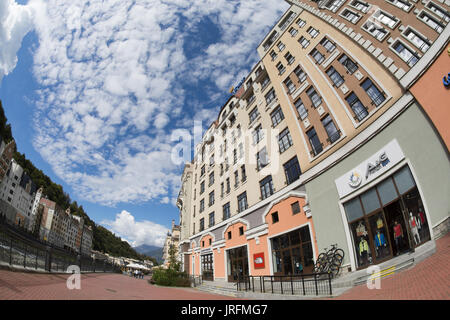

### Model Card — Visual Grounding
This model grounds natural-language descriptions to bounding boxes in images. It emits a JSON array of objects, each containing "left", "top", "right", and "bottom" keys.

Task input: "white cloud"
[
  {"left": 0, "top": 0, "right": 35, "bottom": 82},
  {"left": 101, "top": 210, "right": 168, "bottom": 247},
  {"left": 26, "top": 0, "right": 289, "bottom": 206}
]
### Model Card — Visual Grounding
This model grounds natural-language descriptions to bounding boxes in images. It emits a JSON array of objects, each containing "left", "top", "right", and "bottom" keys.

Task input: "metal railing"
[
  {"left": 0, "top": 217, "right": 119, "bottom": 273},
  {"left": 236, "top": 273, "right": 333, "bottom": 296}
]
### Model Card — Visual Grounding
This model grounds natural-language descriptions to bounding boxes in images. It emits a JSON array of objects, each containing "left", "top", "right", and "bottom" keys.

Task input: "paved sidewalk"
[
  {"left": 0, "top": 271, "right": 240, "bottom": 300},
  {"left": 332, "top": 232, "right": 450, "bottom": 300}
]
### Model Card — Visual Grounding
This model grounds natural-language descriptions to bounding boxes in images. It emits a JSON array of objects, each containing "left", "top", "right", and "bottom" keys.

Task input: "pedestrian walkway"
[{"left": 0, "top": 271, "right": 240, "bottom": 300}]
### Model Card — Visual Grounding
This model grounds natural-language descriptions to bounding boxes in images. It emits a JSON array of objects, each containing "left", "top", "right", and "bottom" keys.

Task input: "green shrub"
[{"left": 151, "top": 269, "right": 190, "bottom": 287}]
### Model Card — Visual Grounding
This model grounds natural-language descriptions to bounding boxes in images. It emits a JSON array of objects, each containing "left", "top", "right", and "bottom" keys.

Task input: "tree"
[{"left": 168, "top": 244, "right": 180, "bottom": 272}]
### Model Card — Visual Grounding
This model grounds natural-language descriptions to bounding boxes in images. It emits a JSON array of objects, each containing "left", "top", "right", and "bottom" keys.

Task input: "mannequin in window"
[
  {"left": 409, "top": 212, "right": 420, "bottom": 245},
  {"left": 359, "top": 237, "right": 369, "bottom": 265},
  {"left": 393, "top": 220, "right": 403, "bottom": 256},
  {"left": 295, "top": 262, "right": 303, "bottom": 274},
  {"left": 374, "top": 230, "right": 387, "bottom": 257}
]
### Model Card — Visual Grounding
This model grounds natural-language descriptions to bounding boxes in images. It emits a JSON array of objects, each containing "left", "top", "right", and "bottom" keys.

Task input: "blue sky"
[{"left": 0, "top": 0, "right": 289, "bottom": 248}]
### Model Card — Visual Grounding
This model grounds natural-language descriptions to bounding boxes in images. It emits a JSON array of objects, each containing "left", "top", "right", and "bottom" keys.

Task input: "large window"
[
  {"left": 403, "top": 28, "right": 430, "bottom": 52},
  {"left": 265, "top": 88, "right": 277, "bottom": 105},
  {"left": 361, "top": 78, "right": 385, "bottom": 106},
  {"left": 362, "top": 21, "right": 388, "bottom": 41},
  {"left": 306, "top": 87, "right": 322, "bottom": 108},
  {"left": 392, "top": 41, "right": 419, "bottom": 67},
  {"left": 298, "top": 36, "right": 310, "bottom": 48},
  {"left": 326, "top": 66, "right": 344, "bottom": 87},
  {"left": 271, "top": 106, "right": 284, "bottom": 127},
  {"left": 284, "top": 156, "right": 301, "bottom": 185},
  {"left": 200, "top": 199, "right": 205, "bottom": 213},
  {"left": 320, "top": 37, "right": 336, "bottom": 52},
  {"left": 339, "top": 54, "right": 358, "bottom": 74},
  {"left": 223, "top": 202, "right": 231, "bottom": 220},
  {"left": 346, "top": 92, "right": 368, "bottom": 121},
  {"left": 259, "top": 175, "right": 274, "bottom": 200},
  {"left": 295, "top": 98, "right": 308, "bottom": 120},
  {"left": 271, "top": 225, "right": 314, "bottom": 275},
  {"left": 237, "top": 192, "right": 248, "bottom": 213},
  {"left": 200, "top": 218, "right": 205, "bottom": 231},
  {"left": 249, "top": 107, "right": 260, "bottom": 124},
  {"left": 322, "top": 115, "right": 340, "bottom": 144},
  {"left": 311, "top": 48, "right": 325, "bottom": 64},
  {"left": 307, "top": 26, "right": 319, "bottom": 38},
  {"left": 284, "top": 78, "right": 296, "bottom": 94},
  {"left": 208, "top": 191, "right": 215, "bottom": 206},
  {"left": 208, "top": 212, "right": 215, "bottom": 228},
  {"left": 278, "top": 128, "right": 293, "bottom": 153},
  {"left": 419, "top": 11, "right": 444, "bottom": 33},
  {"left": 294, "top": 66, "right": 307, "bottom": 83},
  {"left": 256, "top": 147, "right": 269, "bottom": 171},
  {"left": 373, "top": 9, "right": 399, "bottom": 29},
  {"left": 253, "top": 125, "right": 264, "bottom": 145},
  {"left": 307, "top": 127, "right": 323, "bottom": 156}
]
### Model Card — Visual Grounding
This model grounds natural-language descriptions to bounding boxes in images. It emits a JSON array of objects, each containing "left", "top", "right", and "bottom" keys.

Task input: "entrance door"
[
  {"left": 227, "top": 246, "right": 249, "bottom": 282},
  {"left": 201, "top": 253, "right": 214, "bottom": 281}
]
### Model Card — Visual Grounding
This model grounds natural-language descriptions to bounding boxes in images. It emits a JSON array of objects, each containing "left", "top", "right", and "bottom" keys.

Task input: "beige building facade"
[{"left": 178, "top": 0, "right": 449, "bottom": 282}]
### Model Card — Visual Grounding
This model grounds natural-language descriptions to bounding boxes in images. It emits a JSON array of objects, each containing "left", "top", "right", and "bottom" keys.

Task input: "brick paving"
[
  {"left": 332, "top": 232, "right": 450, "bottom": 300},
  {"left": 0, "top": 271, "right": 240, "bottom": 300}
]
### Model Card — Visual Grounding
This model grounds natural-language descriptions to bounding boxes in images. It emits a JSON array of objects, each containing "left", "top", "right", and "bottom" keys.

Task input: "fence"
[
  {"left": 236, "top": 273, "right": 333, "bottom": 296},
  {"left": 0, "top": 219, "right": 118, "bottom": 273}
]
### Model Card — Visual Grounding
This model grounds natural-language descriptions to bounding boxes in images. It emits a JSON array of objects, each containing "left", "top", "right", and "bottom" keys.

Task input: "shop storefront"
[
  {"left": 270, "top": 225, "right": 314, "bottom": 275},
  {"left": 201, "top": 252, "right": 214, "bottom": 281},
  {"left": 226, "top": 245, "right": 249, "bottom": 282},
  {"left": 336, "top": 139, "right": 432, "bottom": 269}
]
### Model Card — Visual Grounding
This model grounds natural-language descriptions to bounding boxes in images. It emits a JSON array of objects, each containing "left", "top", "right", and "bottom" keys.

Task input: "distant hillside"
[
  {"left": 0, "top": 99, "right": 155, "bottom": 264},
  {"left": 134, "top": 244, "right": 163, "bottom": 264}
]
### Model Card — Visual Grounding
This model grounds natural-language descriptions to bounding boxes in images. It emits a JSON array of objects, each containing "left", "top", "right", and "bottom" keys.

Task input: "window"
[
  {"left": 362, "top": 21, "right": 388, "bottom": 41},
  {"left": 311, "top": 48, "right": 325, "bottom": 64},
  {"left": 209, "top": 238, "right": 212, "bottom": 245},
  {"left": 284, "top": 156, "right": 301, "bottom": 184},
  {"left": 373, "top": 9, "right": 398, "bottom": 29},
  {"left": 386, "top": 0, "right": 412, "bottom": 12},
  {"left": 284, "top": 78, "right": 296, "bottom": 94},
  {"left": 350, "top": 0, "right": 370, "bottom": 13},
  {"left": 221, "top": 182, "right": 224, "bottom": 197},
  {"left": 200, "top": 199, "right": 205, "bottom": 213},
  {"left": 307, "top": 127, "right": 323, "bottom": 156},
  {"left": 194, "top": 189, "right": 196, "bottom": 200},
  {"left": 277, "top": 41, "right": 286, "bottom": 51},
  {"left": 271, "top": 212, "right": 279, "bottom": 224},
  {"left": 209, "top": 172, "right": 214, "bottom": 186},
  {"left": 226, "top": 178, "right": 230, "bottom": 193},
  {"left": 276, "top": 62, "right": 286, "bottom": 75},
  {"left": 227, "top": 231, "right": 232, "bottom": 240},
  {"left": 260, "top": 175, "right": 274, "bottom": 200},
  {"left": 339, "top": 54, "right": 358, "bottom": 74},
  {"left": 284, "top": 52, "right": 295, "bottom": 65},
  {"left": 270, "top": 50, "right": 278, "bottom": 61},
  {"left": 295, "top": 98, "right": 308, "bottom": 120},
  {"left": 291, "top": 201, "right": 301, "bottom": 215},
  {"left": 271, "top": 106, "right": 285, "bottom": 127},
  {"left": 239, "top": 226, "right": 244, "bottom": 236},
  {"left": 278, "top": 128, "right": 293, "bottom": 153},
  {"left": 320, "top": 37, "right": 336, "bottom": 52},
  {"left": 237, "top": 192, "right": 248, "bottom": 213},
  {"left": 323, "top": 0, "right": 345, "bottom": 12},
  {"left": 200, "top": 218, "right": 204, "bottom": 231},
  {"left": 253, "top": 125, "right": 264, "bottom": 144},
  {"left": 233, "top": 148, "right": 237, "bottom": 164},
  {"left": 403, "top": 28, "right": 430, "bottom": 52},
  {"left": 261, "top": 76, "right": 270, "bottom": 90},
  {"left": 289, "top": 27, "right": 298, "bottom": 37},
  {"left": 220, "top": 164, "right": 224, "bottom": 176},
  {"left": 392, "top": 41, "right": 419, "bottom": 67},
  {"left": 256, "top": 147, "right": 269, "bottom": 170},
  {"left": 294, "top": 66, "right": 307, "bottom": 83},
  {"left": 239, "top": 143, "right": 244, "bottom": 159},
  {"left": 234, "top": 170, "right": 239, "bottom": 187},
  {"left": 263, "top": 31, "right": 279, "bottom": 51},
  {"left": 426, "top": 2, "right": 450, "bottom": 23},
  {"left": 249, "top": 107, "right": 260, "bottom": 124},
  {"left": 322, "top": 114, "right": 340, "bottom": 143},
  {"left": 265, "top": 88, "right": 277, "bottom": 105},
  {"left": 361, "top": 78, "right": 385, "bottom": 106},
  {"left": 209, "top": 191, "right": 215, "bottom": 206},
  {"left": 241, "top": 165, "right": 247, "bottom": 182},
  {"left": 307, "top": 26, "right": 319, "bottom": 38},
  {"left": 209, "top": 154, "right": 214, "bottom": 166},
  {"left": 223, "top": 202, "right": 231, "bottom": 220},
  {"left": 326, "top": 66, "right": 344, "bottom": 87},
  {"left": 296, "top": 18, "right": 306, "bottom": 27},
  {"left": 200, "top": 181, "right": 205, "bottom": 194},
  {"left": 201, "top": 165, "right": 205, "bottom": 176},
  {"left": 298, "top": 36, "right": 310, "bottom": 48},
  {"left": 306, "top": 87, "right": 322, "bottom": 108},
  {"left": 346, "top": 92, "right": 368, "bottom": 121},
  {"left": 419, "top": 11, "right": 444, "bottom": 33},
  {"left": 209, "top": 212, "right": 215, "bottom": 227},
  {"left": 340, "top": 9, "right": 360, "bottom": 23}
]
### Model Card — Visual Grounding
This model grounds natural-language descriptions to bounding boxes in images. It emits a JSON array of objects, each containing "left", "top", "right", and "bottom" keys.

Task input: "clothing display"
[
  {"left": 356, "top": 222, "right": 368, "bottom": 237},
  {"left": 418, "top": 210, "right": 426, "bottom": 225},
  {"left": 409, "top": 213, "right": 420, "bottom": 245},
  {"left": 374, "top": 232, "right": 386, "bottom": 248},
  {"left": 376, "top": 217, "right": 384, "bottom": 229},
  {"left": 359, "top": 238, "right": 369, "bottom": 256},
  {"left": 393, "top": 223, "right": 403, "bottom": 239}
]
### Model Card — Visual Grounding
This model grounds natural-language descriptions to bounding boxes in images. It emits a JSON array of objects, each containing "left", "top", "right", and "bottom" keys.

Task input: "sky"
[{"left": 0, "top": 0, "right": 289, "bottom": 248}]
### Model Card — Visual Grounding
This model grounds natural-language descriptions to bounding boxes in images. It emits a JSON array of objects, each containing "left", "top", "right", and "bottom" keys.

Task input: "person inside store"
[{"left": 393, "top": 220, "right": 404, "bottom": 256}]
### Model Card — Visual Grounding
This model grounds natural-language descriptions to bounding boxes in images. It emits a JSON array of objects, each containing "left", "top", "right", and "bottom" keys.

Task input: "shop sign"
[
  {"left": 335, "top": 139, "right": 405, "bottom": 198},
  {"left": 253, "top": 252, "right": 265, "bottom": 269}
]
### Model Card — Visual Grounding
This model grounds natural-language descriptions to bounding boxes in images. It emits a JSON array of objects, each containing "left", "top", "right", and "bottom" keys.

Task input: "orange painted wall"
[
  {"left": 410, "top": 47, "right": 450, "bottom": 152},
  {"left": 248, "top": 234, "right": 270, "bottom": 276},
  {"left": 213, "top": 248, "right": 225, "bottom": 279}
]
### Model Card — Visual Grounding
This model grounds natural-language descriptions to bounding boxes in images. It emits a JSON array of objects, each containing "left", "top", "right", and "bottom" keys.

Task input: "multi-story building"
[
  {"left": 179, "top": 0, "right": 449, "bottom": 282},
  {"left": 0, "top": 139, "right": 15, "bottom": 183},
  {"left": 177, "top": 163, "right": 194, "bottom": 272},
  {"left": 162, "top": 220, "right": 181, "bottom": 268},
  {"left": 0, "top": 159, "right": 37, "bottom": 230},
  {"left": 81, "top": 224, "right": 93, "bottom": 256}
]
